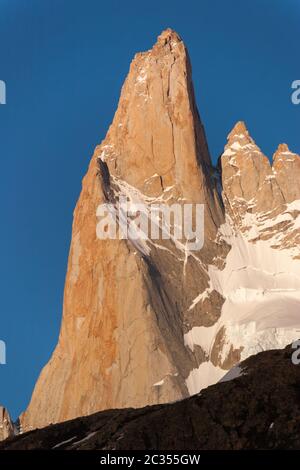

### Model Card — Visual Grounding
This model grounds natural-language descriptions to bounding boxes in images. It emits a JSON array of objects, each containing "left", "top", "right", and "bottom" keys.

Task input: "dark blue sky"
[{"left": 0, "top": 0, "right": 299, "bottom": 419}]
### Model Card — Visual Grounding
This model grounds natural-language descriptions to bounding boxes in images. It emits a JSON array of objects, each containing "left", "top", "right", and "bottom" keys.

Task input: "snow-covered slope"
[{"left": 184, "top": 122, "right": 300, "bottom": 394}]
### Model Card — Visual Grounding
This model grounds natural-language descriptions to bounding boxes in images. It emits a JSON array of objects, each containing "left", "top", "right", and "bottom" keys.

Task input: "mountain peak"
[
  {"left": 227, "top": 121, "right": 250, "bottom": 142},
  {"left": 17, "top": 30, "right": 300, "bottom": 439},
  {"left": 273, "top": 143, "right": 296, "bottom": 160},
  {"left": 100, "top": 26, "right": 214, "bottom": 199},
  {"left": 156, "top": 28, "right": 182, "bottom": 45},
  {"left": 151, "top": 28, "right": 185, "bottom": 59},
  {"left": 277, "top": 143, "right": 290, "bottom": 152},
  {"left": 19, "top": 30, "right": 227, "bottom": 433}
]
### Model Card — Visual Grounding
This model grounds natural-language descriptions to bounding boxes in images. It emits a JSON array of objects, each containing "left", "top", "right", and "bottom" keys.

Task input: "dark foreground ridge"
[{"left": 1, "top": 343, "right": 300, "bottom": 450}]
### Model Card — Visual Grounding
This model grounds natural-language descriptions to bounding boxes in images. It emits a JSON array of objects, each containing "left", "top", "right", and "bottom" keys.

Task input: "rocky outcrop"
[
  {"left": 15, "top": 30, "right": 300, "bottom": 435},
  {"left": 202, "top": 121, "right": 300, "bottom": 372},
  {"left": 222, "top": 121, "right": 284, "bottom": 216},
  {"left": 20, "top": 29, "right": 228, "bottom": 432},
  {"left": 0, "top": 406, "right": 13, "bottom": 441},
  {"left": 3, "top": 343, "right": 300, "bottom": 450},
  {"left": 273, "top": 143, "right": 300, "bottom": 204},
  {"left": 221, "top": 121, "right": 300, "bottom": 256}
]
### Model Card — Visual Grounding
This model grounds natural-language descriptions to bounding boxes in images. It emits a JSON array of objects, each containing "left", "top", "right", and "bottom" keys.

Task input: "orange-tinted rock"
[
  {"left": 18, "top": 33, "right": 300, "bottom": 436},
  {"left": 20, "top": 29, "right": 227, "bottom": 432}
]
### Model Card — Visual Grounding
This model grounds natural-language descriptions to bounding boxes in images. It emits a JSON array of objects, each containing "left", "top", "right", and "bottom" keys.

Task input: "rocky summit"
[{"left": 3, "top": 28, "right": 297, "bottom": 436}]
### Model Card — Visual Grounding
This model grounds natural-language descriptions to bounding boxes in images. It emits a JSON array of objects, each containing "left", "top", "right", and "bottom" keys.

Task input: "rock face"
[
  {"left": 0, "top": 406, "right": 13, "bottom": 441},
  {"left": 221, "top": 121, "right": 300, "bottom": 255},
  {"left": 198, "top": 121, "right": 300, "bottom": 375},
  {"left": 18, "top": 29, "right": 300, "bottom": 433},
  {"left": 20, "top": 29, "right": 228, "bottom": 432},
  {"left": 3, "top": 343, "right": 300, "bottom": 450}
]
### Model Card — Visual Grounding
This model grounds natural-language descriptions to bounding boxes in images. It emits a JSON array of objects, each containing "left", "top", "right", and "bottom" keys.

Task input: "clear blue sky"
[{"left": 0, "top": 0, "right": 299, "bottom": 419}]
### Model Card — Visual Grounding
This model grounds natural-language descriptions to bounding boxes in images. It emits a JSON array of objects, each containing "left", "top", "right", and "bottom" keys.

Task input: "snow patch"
[
  {"left": 185, "top": 211, "right": 300, "bottom": 393},
  {"left": 186, "top": 362, "right": 225, "bottom": 395}
]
